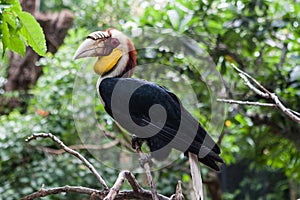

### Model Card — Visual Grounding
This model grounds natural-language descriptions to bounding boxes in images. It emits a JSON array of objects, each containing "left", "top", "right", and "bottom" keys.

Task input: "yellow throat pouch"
[{"left": 94, "top": 48, "right": 122, "bottom": 75}]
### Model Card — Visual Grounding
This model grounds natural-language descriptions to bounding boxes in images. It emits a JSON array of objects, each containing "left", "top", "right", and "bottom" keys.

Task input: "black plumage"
[{"left": 99, "top": 77, "right": 223, "bottom": 171}]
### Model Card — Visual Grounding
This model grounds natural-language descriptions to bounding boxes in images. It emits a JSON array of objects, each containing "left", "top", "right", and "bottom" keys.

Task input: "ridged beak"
[
  {"left": 73, "top": 38, "right": 99, "bottom": 60},
  {"left": 73, "top": 31, "right": 113, "bottom": 60}
]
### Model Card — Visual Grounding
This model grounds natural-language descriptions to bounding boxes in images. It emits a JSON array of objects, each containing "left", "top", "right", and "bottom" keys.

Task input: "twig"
[
  {"left": 104, "top": 170, "right": 144, "bottom": 200},
  {"left": 224, "top": 64, "right": 300, "bottom": 124},
  {"left": 30, "top": 140, "right": 120, "bottom": 155},
  {"left": 97, "top": 123, "right": 133, "bottom": 150},
  {"left": 269, "top": 93, "right": 300, "bottom": 124},
  {"left": 216, "top": 99, "right": 276, "bottom": 107},
  {"left": 26, "top": 133, "right": 109, "bottom": 190},
  {"left": 23, "top": 134, "right": 178, "bottom": 200},
  {"left": 238, "top": 73, "right": 270, "bottom": 98},
  {"left": 288, "top": 109, "right": 300, "bottom": 117},
  {"left": 188, "top": 152, "right": 203, "bottom": 200},
  {"left": 170, "top": 181, "right": 184, "bottom": 200},
  {"left": 136, "top": 148, "right": 159, "bottom": 200},
  {"left": 278, "top": 43, "right": 288, "bottom": 69},
  {"left": 103, "top": 169, "right": 169, "bottom": 200},
  {"left": 21, "top": 185, "right": 103, "bottom": 200},
  {"left": 21, "top": 185, "right": 105, "bottom": 200},
  {"left": 231, "top": 64, "right": 271, "bottom": 96},
  {"left": 131, "top": 137, "right": 159, "bottom": 200}
]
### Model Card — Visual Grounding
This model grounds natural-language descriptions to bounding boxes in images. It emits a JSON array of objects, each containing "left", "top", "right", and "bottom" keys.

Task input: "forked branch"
[
  {"left": 24, "top": 133, "right": 179, "bottom": 200},
  {"left": 26, "top": 133, "right": 109, "bottom": 190},
  {"left": 217, "top": 64, "right": 300, "bottom": 124}
]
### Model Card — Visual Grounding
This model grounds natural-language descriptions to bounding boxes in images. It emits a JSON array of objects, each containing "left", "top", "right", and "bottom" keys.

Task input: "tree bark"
[
  {"left": 5, "top": 0, "right": 74, "bottom": 91},
  {"left": 1, "top": 0, "right": 73, "bottom": 114}
]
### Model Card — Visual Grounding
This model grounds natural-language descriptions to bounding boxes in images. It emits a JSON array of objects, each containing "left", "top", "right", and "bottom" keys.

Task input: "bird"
[{"left": 73, "top": 28, "right": 224, "bottom": 171}]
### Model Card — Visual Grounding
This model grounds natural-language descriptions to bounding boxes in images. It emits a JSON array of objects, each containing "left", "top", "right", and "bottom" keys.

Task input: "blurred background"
[{"left": 0, "top": 0, "right": 300, "bottom": 199}]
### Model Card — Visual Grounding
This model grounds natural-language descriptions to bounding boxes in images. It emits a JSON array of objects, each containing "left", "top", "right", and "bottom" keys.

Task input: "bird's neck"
[{"left": 101, "top": 38, "right": 136, "bottom": 79}]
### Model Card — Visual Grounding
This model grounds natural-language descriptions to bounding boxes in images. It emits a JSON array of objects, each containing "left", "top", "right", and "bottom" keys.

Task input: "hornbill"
[{"left": 73, "top": 28, "right": 224, "bottom": 171}]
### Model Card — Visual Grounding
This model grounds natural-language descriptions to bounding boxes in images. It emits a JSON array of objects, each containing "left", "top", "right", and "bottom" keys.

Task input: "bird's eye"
[{"left": 111, "top": 38, "right": 120, "bottom": 47}]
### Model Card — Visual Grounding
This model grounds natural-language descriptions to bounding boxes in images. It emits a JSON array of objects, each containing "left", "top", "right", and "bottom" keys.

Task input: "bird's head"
[{"left": 73, "top": 28, "right": 136, "bottom": 77}]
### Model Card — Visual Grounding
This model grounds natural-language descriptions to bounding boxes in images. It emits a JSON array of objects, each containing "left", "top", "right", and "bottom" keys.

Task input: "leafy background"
[{"left": 0, "top": 0, "right": 300, "bottom": 199}]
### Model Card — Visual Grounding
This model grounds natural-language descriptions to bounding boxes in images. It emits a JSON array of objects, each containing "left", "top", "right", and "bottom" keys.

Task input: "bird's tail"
[{"left": 198, "top": 148, "right": 224, "bottom": 171}]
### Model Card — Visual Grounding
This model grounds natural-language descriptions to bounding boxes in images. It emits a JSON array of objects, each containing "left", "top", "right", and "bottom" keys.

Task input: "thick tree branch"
[{"left": 26, "top": 133, "right": 109, "bottom": 190}]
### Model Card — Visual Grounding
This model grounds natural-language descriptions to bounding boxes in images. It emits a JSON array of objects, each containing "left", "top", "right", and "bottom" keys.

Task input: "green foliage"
[
  {"left": 0, "top": 0, "right": 46, "bottom": 56},
  {"left": 0, "top": 28, "right": 117, "bottom": 199}
]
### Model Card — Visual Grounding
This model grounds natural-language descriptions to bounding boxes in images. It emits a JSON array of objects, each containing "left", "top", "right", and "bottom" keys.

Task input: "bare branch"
[
  {"left": 188, "top": 152, "right": 203, "bottom": 200},
  {"left": 221, "top": 64, "right": 300, "bottom": 124},
  {"left": 21, "top": 184, "right": 170, "bottom": 200},
  {"left": 131, "top": 137, "right": 159, "bottom": 200},
  {"left": 97, "top": 123, "right": 133, "bottom": 151},
  {"left": 269, "top": 93, "right": 300, "bottom": 124},
  {"left": 278, "top": 43, "right": 288, "bottom": 69},
  {"left": 103, "top": 169, "right": 171, "bottom": 199},
  {"left": 26, "top": 133, "right": 109, "bottom": 190},
  {"left": 136, "top": 148, "right": 159, "bottom": 200},
  {"left": 123, "top": 171, "right": 144, "bottom": 193},
  {"left": 217, "top": 99, "right": 276, "bottom": 107},
  {"left": 238, "top": 73, "right": 270, "bottom": 98},
  {"left": 24, "top": 133, "right": 182, "bottom": 200},
  {"left": 231, "top": 64, "right": 271, "bottom": 96},
  {"left": 104, "top": 170, "right": 145, "bottom": 200},
  {"left": 21, "top": 185, "right": 105, "bottom": 200},
  {"left": 288, "top": 109, "right": 300, "bottom": 117},
  {"left": 30, "top": 140, "right": 120, "bottom": 155},
  {"left": 170, "top": 181, "right": 184, "bottom": 200}
]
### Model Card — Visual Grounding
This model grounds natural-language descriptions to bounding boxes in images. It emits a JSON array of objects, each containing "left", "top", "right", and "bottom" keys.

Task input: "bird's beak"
[
  {"left": 73, "top": 38, "right": 99, "bottom": 60},
  {"left": 73, "top": 36, "right": 113, "bottom": 60}
]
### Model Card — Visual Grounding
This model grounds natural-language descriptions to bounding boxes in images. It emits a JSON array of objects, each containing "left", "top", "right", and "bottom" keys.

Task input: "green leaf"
[
  {"left": 3, "top": 11, "right": 18, "bottom": 29},
  {"left": 1, "top": 19, "right": 10, "bottom": 54},
  {"left": 2, "top": 15, "right": 26, "bottom": 56},
  {"left": 6, "top": 0, "right": 22, "bottom": 13},
  {"left": 18, "top": 11, "right": 46, "bottom": 56},
  {"left": 9, "top": 32, "right": 26, "bottom": 56}
]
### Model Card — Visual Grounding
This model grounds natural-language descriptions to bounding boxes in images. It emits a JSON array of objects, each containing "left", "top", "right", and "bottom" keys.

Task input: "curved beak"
[
  {"left": 73, "top": 38, "right": 99, "bottom": 60},
  {"left": 73, "top": 36, "right": 113, "bottom": 60}
]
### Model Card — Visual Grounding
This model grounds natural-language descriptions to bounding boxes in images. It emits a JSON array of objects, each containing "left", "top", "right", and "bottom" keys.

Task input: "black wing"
[{"left": 99, "top": 77, "right": 223, "bottom": 171}]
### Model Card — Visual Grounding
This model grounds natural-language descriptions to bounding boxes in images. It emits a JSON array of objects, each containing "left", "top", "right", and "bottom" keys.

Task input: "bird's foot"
[
  {"left": 131, "top": 135, "right": 153, "bottom": 167},
  {"left": 131, "top": 134, "right": 144, "bottom": 150}
]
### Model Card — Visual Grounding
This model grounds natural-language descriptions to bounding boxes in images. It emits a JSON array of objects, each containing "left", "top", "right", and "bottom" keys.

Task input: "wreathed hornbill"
[{"left": 73, "top": 28, "right": 223, "bottom": 171}]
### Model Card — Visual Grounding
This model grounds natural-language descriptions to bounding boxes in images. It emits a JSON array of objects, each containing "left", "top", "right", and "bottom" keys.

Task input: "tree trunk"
[
  {"left": 1, "top": 0, "right": 73, "bottom": 113},
  {"left": 5, "top": 0, "right": 74, "bottom": 91}
]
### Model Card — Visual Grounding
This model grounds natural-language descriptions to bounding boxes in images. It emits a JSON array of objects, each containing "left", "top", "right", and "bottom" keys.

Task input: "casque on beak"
[{"left": 73, "top": 31, "right": 116, "bottom": 60}]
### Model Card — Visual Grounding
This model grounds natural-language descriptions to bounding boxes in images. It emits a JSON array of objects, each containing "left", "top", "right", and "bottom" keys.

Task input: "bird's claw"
[{"left": 131, "top": 135, "right": 144, "bottom": 150}]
